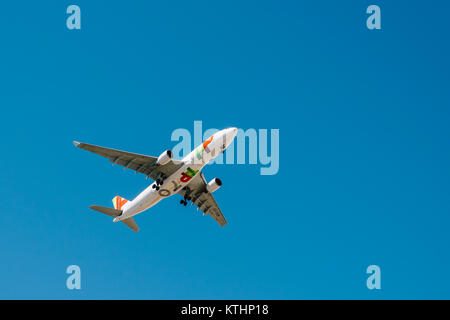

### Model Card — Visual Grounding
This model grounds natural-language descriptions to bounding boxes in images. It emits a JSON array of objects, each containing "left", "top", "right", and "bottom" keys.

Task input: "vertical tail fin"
[
  {"left": 112, "top": 196, "right": 128, "bottom": 210},
  {"left": 90, "top": 196, "right": 138, "bottom": 232},
  {"left": 112, "top": 196, "right": 139, "bottom": 232}
]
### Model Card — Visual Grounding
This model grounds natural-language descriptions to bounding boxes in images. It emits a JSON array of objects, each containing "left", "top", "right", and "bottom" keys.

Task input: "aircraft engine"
[
  {"left": 156, "top": 150, "right": 173, "bottom": 166},
  {"left": 206, "top": 178, "right": 222, "bottom": 193}
]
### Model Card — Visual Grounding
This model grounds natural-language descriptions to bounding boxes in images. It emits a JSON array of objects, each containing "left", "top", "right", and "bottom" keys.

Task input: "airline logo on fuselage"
[
  {"left": 157, "top": 136, "right": 213, "bottom": 198},
  {"left": 180, "top": 167, "right": 198, "bottom": 183}
]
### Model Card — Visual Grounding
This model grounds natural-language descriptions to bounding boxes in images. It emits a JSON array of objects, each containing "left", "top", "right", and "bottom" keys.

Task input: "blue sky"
[{"left": 1, "top": 1, "right": 450, "bottom": 299}]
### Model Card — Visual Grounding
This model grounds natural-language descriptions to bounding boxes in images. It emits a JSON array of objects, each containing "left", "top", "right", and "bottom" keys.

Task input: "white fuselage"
[{"left": 113, "top": 127, "right": 237, "bottom": 222}]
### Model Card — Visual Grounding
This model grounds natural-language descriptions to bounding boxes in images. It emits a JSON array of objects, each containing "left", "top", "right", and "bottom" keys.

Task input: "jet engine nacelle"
[
  {"left": 206, "top": 178, "right": 222, "bottom": 193},
  {"left": 156, "top": 150, "right": 173, "bottom": 166}
]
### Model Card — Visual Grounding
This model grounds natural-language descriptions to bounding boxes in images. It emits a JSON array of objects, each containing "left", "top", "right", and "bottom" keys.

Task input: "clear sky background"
[{"left": 1, "top": 1, "right": 449, "bottom": 299}]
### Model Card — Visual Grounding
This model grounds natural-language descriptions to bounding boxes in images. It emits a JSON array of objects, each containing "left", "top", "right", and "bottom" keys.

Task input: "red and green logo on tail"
[{"left": 112, "top": 196, "right": 128, "bottom": 210}]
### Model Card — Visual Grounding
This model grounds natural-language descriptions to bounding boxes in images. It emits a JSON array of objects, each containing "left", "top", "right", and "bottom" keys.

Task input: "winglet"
[{"left": 73, "top": 141, "right": 81, "bottom": 147}]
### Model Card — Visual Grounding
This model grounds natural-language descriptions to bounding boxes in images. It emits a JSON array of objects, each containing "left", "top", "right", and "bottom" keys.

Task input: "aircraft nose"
[
  {"left": 228, "top": 127, "right": 238, "bottom": 138},
  {"left": 224, "top": 127, "right": 238, "bottom": 146}
]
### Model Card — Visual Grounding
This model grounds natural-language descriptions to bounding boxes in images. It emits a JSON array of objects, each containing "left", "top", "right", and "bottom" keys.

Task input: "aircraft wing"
[
  {"left": 178, "top": 172, "right": 228, "bottom": 227},
  {"left": 73, "top": 141, "right": 184, "bottom": 181}
]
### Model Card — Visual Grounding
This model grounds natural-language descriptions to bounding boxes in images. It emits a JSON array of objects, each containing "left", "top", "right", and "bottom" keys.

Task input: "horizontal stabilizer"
[
  {"left": 89, "top": 205, "right": 122, "bottom": 217},
  {"left": 121, "top": 217, "right": 139, "bottom": 232},
  {"left": 89, "top": 205, "right": 139, "bottom": 232}
]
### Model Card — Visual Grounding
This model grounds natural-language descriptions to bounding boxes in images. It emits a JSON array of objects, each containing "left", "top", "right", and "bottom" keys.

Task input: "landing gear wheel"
[
  {"left": 152, "top": 184, "right": 156, "bottom": 189},
  {"left": 156, "top": 175, "right": 165, "bottom": 186}
]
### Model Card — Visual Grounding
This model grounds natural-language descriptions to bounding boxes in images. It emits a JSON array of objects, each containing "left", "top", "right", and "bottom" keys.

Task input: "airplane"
[{"left": 73, "top": 127, "right": 238, "bottom": 232}]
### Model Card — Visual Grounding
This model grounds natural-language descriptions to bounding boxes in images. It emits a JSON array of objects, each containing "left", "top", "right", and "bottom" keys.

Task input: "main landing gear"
[
  {"left": 180, "top": 196, "right": 191, "bottom": 206},
  {"left": 180, "top": 187, "right": 192, "bottom": 206},
  {"left": 151, "top": 176, "right": 165, "bottom": 191}
]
